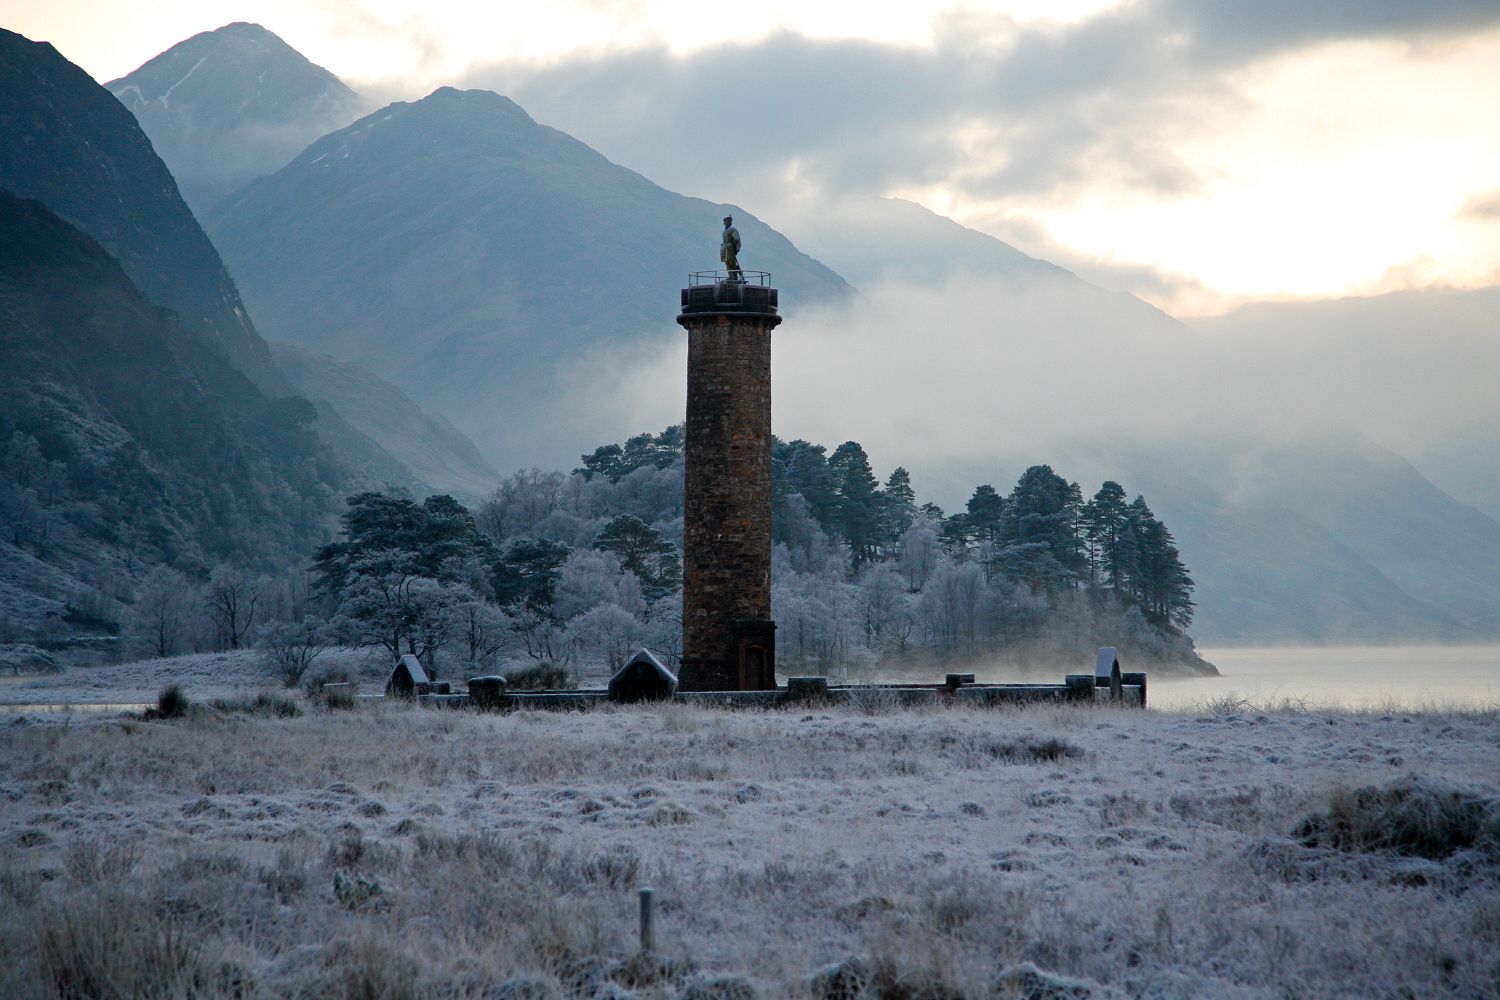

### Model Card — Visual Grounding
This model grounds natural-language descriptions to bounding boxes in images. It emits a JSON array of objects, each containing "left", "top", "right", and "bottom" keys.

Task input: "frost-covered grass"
[
  {"left": 0, "top": 647, "right": 388, "bottom": 708},
  {"left": 0, "top": 698, "right": 1496, "bottom": 997}
]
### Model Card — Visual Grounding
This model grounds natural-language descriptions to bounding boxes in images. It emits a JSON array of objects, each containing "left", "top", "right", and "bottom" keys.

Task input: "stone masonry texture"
[{"left": 678, "top": 312, "right": 778, "bottom": 691}]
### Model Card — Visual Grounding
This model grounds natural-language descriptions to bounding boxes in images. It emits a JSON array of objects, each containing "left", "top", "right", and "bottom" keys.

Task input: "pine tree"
[
  {"left": 772, "top": 439, "right": 838, "bottom": 529},
  {"left": 592, "top": 514, "right": 682, "bottom": 601},
  {"left": 964, "top": 484, "right": 1006, "bottom": 544},
  {"left": 576, "top": 425, "right": 683, "bottom": 481},
  {"left": 828, "top": 441, "right": 882, "bottom": 570},
  {"left": 1118, "top": 495, "right": 1195, "bottom": 630},
  {"left": 879, "top": 467, "right": 918, "bottom": 547},
  {"left": 994, "top": 465, "right": 1085, "bottom": 593},
  {"left": 1085, "top": 481, "right": 1130, "bottom": 591},
  {"left": 490, "top": 538, "right": 572, "bottom": 612},
  {"left": 314, "top": 492, "right": 493, "bottom": 597}
]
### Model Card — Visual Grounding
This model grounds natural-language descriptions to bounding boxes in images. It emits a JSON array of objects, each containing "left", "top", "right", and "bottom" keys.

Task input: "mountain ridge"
[
  {"left": 205, "top": 85, "right": 854, "bottom": 467},
  {"left": 106, "top": 22, "right": 369, "bottom": 213},
  {"left": 0, "top": 26, "right": 285, "bottom": 390}
]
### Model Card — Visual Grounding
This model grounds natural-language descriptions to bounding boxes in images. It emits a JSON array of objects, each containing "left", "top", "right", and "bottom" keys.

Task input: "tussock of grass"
[
  {"left": 1295, "top": 775, "right": 1500, "bottom": 860},
  {"left": 150, "top": 683, "right": 190, "bottom": 719},
  {"left": 314, "top": 936, "right": 418, "bottom": 999},
  {"left": 33, "top": 892, "right": 217, "bottom": 999},
  {"left": 506, "top": 660, "right": 577, "bottom": 691},
  {"left": 321, "top": 684, "right": 359, "bottom": 712},
  {"left": 987, "top": 736, "right": 1084, "bottom": 764},
  {"left": 209, "top": 691, "right": 302, "bottom": 718}
]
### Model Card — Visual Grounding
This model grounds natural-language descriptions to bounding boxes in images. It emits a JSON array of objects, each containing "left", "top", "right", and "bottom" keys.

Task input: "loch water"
[{"left": 1150, "top": 645, "right": 1500, "bottom": 711}]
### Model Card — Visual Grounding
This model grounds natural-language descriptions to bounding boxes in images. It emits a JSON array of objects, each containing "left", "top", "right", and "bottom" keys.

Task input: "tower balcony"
[{"left": 680, "top": 270, "right": 778, "bottom": 316}]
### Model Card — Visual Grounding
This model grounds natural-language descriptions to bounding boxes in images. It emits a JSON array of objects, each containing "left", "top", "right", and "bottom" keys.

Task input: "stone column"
[{"left": 676, "top": 278, "right": 781, "bottom": 691}]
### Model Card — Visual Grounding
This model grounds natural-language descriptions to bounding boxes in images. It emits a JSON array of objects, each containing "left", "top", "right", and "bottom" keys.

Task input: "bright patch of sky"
[
  {"left": 6, "top": 0, "right": 1120, "bottom": 82},
  {"left": 962, "top": 33, "right": 1500, "bottom": 311}
]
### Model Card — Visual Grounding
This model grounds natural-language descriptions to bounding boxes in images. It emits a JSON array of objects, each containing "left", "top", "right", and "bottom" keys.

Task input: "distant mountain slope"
[
  {"left": 775, "top": 195, "right": 1070, "bottom": 288},
  {"left": 768, "top": 195, "right": 1187, "bottom": 341},
  {"left": 107, "top": 22, "right": 369, "bottom": 213},
  {"left": 0, "top": 27, "right": 282, "bottom": 390},
  {"left": 205, "top": 87, "right": 854, "bottom": 466},
  {"left": 0, "top": 192, "right": 345, "bottom": 638},
  {"left": 271, "top": 342, "right": 499, "bottom": 502},
  {"left": 1107, "top": 436, "right": 1500, "bottom": 642},
  {"left": 1189, "top": 286, "right": 1500, "bottom": 515}
]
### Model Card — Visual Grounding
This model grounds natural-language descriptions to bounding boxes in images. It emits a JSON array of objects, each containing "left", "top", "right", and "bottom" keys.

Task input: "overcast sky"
[{"left": 7, "top": 0, "right": 1498, "bottom": 313}]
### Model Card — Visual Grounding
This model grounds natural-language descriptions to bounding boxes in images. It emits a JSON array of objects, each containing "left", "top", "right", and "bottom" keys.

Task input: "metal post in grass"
[{"left": 639, "top": 887, "right": 656, "bottom": 953}]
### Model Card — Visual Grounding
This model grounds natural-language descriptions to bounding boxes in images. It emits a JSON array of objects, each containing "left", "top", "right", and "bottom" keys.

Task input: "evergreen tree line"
[
  {"left": 262, "top": 426, "right": 1202, "bottom": 684},
  {"left": 771, "top": 439, "right": 1194, "bottom": 631}
]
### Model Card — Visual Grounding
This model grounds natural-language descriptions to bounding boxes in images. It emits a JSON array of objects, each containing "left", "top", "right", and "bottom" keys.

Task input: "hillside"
[
  {"left": 1101, "top": 436, "right": 1500, "bottom": 642},
  {"left": 0, "top": 27, "right": 282, "bottom": 390},
  {"left": 772, "top": 194, "right": 1071, "bottom": 288},
  {"left": 0, "top": 192, "right": 345, "bottom": 642},
  {"left": 271, "top": 342, "right": 499, "bottom": 502},
  {"left": 106, "top": 22, "right": 369, "bottom": 213},
  {"left": 1189, "top": 286, "right": 1500, "bottom": 515},
  {"left": 205, "top": 87, "right": 854, "bottom": 467}
]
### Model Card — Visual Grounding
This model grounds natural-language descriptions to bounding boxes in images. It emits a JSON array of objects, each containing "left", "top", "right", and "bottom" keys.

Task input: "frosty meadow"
[{"left": 2, "top": 667, "right": 1498, "bottom": 997}]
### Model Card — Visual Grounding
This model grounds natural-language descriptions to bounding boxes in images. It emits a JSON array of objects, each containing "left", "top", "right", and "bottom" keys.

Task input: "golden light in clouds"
[{"left": 944, "top": 30, "right": 1500, "bottom": 313}]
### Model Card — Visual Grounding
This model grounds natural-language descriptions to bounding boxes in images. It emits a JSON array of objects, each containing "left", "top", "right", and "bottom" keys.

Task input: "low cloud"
[
  {"left": 552, "top": 275, "right": 1500, "bottom": 508},
  {"left": 1458, "top": 188, "right": 1500, "bottom": 220}
]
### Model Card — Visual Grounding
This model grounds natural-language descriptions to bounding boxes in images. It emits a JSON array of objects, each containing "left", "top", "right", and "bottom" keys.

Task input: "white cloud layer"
[{"left": 554, "top": 276, "right": 1500, "bottom": 508}]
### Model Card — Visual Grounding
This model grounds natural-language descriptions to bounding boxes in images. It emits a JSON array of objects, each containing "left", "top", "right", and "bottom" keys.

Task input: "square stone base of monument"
[
  {"left": 675, "top": 657, "right": 731, "bottom": 693},
  {"left": 678, "top": 619, "right": 778, "bottom": 692}
]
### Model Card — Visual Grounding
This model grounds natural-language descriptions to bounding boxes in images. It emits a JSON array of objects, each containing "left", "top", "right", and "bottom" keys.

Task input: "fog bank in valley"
[{"left": 558, "top": 276, "right": 1500, "bottom": 510}]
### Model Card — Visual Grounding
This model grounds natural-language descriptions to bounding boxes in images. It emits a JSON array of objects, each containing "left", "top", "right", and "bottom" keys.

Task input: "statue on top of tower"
[{"left": 720, "top": 215, "right": 742, "bottom": 281}]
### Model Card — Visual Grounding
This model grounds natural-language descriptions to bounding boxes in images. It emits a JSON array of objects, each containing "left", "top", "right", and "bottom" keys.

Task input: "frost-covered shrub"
[
  {"left": 506, "top": 660, "right": 576, "bottom": 691},
  {"left": 1295, "top": 776, "right": 1500, "bottom": 860},
  {"left": 153, "top": 684, "right": 191, "bottom": 719},
  {"left": 254, "top": 616, "right": 333, "bottom": 688}
]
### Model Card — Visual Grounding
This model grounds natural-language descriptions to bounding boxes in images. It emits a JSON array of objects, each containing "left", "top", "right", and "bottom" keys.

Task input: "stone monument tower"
[{"left": 675, "top": 258, "right": 780, "bottom": 691}]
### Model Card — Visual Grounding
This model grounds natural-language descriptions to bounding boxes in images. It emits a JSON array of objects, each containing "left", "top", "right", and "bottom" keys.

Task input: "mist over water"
[{"left": 1149, "top": 645, "right": 1500, "bottom": 711}]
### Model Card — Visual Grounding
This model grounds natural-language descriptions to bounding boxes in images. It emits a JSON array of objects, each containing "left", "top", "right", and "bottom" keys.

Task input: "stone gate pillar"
[{"left": 676, "top": 272, "right": 781, "bottom": 691}]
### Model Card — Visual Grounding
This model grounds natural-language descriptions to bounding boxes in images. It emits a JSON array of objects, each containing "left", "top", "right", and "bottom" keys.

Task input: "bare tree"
[
  {"left": 127, "top": 566, "right": 199, "bottom": 658},
  {"left": 898, "top": 517, "right": 942, "bottom": 592},
  {"left": 455, "top": 599, "right": 512, "bottom": 668},
  {"left": 565, "top": 602, "right": 646, "bottom": 672},
  {"left": 860, "top": 563, "right": 914, "bottom": 655},
  {"left": 207, "top": 565, "right": 262, "bottom": 650},
  {"left": 254, "top": 616, "right": 334, "bottom": 687},
  {"left": 476, "top": 468, "right": 566, "bottom": 539}
]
